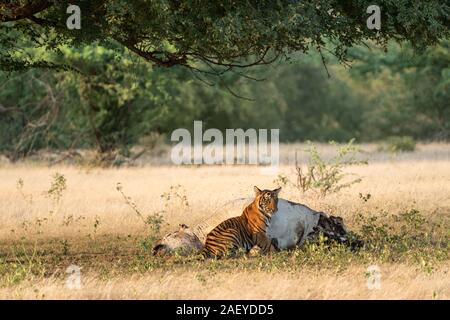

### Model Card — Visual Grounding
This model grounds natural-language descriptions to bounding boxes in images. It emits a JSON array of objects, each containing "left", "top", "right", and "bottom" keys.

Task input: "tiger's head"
[{"left": 253, "top": 186, "right": 281, "bottom": 215}]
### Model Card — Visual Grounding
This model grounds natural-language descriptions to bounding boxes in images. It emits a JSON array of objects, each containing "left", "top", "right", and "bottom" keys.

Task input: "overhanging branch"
[
  {"left": 0, "top": 0, "right": 51, "bottom": 22},
  {"left": 115, "top": 37, "right": 188, "bottom": 68}
]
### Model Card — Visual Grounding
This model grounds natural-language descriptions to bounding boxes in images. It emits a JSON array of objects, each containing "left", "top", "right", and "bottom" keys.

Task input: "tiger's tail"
[{"left": 200, "top": 244, "right": 218, "bottom": 259}]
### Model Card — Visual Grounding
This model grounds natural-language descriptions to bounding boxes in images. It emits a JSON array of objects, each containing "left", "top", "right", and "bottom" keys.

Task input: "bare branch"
[
  {"left": 193, "top": 46, "right": 275, "bottom": 69},
  {"left": 317, "top": 46, "right": 331, "bottom": 78},
  {"left": 221, "top": 82, "right": 255, "bottom": 101}
]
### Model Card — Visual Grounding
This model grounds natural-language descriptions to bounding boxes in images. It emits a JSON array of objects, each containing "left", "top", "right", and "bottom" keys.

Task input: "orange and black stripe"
[{"left": 202, "top": 186, "right": 281, "bottom": 259}]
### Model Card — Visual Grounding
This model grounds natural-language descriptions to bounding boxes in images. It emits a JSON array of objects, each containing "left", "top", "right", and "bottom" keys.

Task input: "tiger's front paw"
[{"left": 248, "top": 245, "right": 262, "bottom": 258}]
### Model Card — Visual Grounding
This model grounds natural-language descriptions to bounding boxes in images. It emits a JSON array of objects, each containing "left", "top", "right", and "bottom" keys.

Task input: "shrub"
[
  {"left": 116, "top": 182, "right": 164, "bottom": 251},
  {"left": 379, "top": 136, "right": 416, "bottom": 153},
  {"left": 46, "top": 173, "right": 67, "bottom": 204},
  {"left": 275, "top": 139, "right": 367, "bottom": 196}
]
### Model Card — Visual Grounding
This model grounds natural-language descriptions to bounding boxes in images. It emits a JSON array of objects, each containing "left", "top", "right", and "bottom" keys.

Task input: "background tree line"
[
  {"left": 1, "top": 0, "right": 448, "bottom": 162},
  {"left": 0, "top": 39, "right": 449, "bottom": 161}
]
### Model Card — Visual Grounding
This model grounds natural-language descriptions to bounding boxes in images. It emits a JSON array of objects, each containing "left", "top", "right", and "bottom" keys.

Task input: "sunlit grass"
[{"left": 0, "top": 143, "right": 449, "bottom": 299}]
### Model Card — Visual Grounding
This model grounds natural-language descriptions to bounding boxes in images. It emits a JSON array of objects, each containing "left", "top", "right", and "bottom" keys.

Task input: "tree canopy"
[
  {"left": 1, "top": 0, "right": 449, "bottom": 73},
  {"left": 0, "top": 1, "right": 449, "bottom": 163}
]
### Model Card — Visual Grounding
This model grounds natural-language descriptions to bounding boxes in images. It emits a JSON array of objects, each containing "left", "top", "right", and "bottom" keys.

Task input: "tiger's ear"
[
  {"left": 273, "top": 187, "right": 282, "bottom": 196},
  {"left": 254, "top": 186, "right": 262, "bottom": 196}
]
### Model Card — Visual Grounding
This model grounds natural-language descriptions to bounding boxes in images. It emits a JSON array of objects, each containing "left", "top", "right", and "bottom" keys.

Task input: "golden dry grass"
[
  {"left": 0, "top": 143, "right": 449, "bottom": 299},
  {"left": 1, "top": 264, "right": 449, "bottom": 299}
]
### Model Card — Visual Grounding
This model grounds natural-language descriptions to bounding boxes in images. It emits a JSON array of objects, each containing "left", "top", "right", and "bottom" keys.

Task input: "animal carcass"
[
  {"left": 153, "top": 198, "right": 363, "bottom": 256},
  {"left": 267, "top": 199, "right": 363, "bottom": 250},
  {"left": 152, "top": 224, "right": 203, "bottom": 256}
]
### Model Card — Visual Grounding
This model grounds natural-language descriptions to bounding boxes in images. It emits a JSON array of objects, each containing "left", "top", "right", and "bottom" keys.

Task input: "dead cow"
[{"left": 267, "top": 199, "right": 363, "bottom": 250}]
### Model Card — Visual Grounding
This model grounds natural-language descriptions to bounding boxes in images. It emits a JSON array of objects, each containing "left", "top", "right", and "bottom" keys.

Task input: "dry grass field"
[{"left": 0, "top": 143, "right": 449, "bottom": 299}]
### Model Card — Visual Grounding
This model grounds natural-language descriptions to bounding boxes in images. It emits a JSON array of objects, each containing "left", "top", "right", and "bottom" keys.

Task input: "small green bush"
[
  {"left": 379, "top": 136, "right": 416, "bottom": 153},
  {"left": 46, "top": 173, "right": 67, "bottom": 204},
  {"left": 275, "top": 139, "right": 367, "bottom": 197}
]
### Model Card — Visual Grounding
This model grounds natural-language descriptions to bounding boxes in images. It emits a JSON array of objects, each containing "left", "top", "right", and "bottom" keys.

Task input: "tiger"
[{"left": 201, "top": 186, "right": 281, "bottom": 259}]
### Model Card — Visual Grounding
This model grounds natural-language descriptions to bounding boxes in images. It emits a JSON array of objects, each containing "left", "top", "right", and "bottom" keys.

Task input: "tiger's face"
[{"left": 254, "top": 186, "right": 281, "bottom": 215}]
